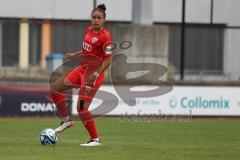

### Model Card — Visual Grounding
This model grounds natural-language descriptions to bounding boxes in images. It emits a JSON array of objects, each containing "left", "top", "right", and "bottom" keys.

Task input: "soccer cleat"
[
  {"left": 80, "top": 139, "right": 102, "bottom": 147},
  {"left": 54, "top": 120, "right": 74, "bottom": 134}
]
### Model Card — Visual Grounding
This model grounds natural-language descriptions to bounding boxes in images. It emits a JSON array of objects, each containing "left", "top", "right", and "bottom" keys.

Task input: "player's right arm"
[
  {"left": 65, "top": 50, "right": 83, "bottom": 61},
  {"left": 65, "top": 26, "right": 91, "bottom": 61}
]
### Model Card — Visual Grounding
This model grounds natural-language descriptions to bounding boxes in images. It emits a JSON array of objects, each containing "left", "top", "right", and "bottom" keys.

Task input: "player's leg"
[
  {"left": 77, "top": 74, "right": 104, "bottom": 147},
  {"left": 77, "top": 98, "right": 102, "bottom": 147},
  {"left": 50, "top": 74, "right": 78, "bottom": 133}
]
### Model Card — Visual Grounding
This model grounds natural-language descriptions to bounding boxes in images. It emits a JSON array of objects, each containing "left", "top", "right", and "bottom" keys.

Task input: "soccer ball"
[{"left": 40, "top": 128, "right": 58, "bottom": 145}]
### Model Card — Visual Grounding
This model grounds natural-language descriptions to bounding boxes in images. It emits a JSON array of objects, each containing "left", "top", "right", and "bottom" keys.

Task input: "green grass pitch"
[{"left": 0, "top": 117, "right": 239, "bottom": 160}]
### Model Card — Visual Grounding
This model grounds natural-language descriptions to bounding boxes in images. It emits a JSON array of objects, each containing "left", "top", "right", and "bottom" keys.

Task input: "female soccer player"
[{"left": 50, "top": 4, "right": 112, "bottom": 147}]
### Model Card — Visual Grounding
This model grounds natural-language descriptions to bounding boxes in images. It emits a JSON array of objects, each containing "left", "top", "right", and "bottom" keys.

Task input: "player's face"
[{"left": 91, "top": 10, "right": 105, "bottom": 31}]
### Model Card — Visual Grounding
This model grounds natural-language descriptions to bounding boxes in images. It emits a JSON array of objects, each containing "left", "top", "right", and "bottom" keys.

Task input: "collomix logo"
[
  {"left": 169, "top": 96, "right": 178, "bottom": 108},
  {"left": 169, "top": 96, "right": 230, "bottom": 109}
]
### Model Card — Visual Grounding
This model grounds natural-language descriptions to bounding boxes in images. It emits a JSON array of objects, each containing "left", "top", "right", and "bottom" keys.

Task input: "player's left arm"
[
  {"left": 87, "top": 32, "right": 112, "bottom": 85},
  {"left": 96, "top": 55, "right": 112, "bottom": 74},
  {"left": 94, "top": 32, "right": 113, "bottom": 76},
  {"left": 92, "top": 42, "right": 112, "bottom": 78},
  {"left": 86, "top": 54, "right": 112, "bottom": 85}
]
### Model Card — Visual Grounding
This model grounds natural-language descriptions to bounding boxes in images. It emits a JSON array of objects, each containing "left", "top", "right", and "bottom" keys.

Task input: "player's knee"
[
  {"left": 78, "top": 99, "right": 91, "bottom": 111},
  {"left": 79, "top": 100, "right": 85, "bottom": 110},
  {"left": 50, "top": 88, "right": 61, "bottom": 96},
  {"left": 49, "top": 85, "right": 62, "bottom": 93}
]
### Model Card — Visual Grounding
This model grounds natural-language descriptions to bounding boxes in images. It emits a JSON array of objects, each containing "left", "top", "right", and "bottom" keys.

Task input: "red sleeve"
[{"left": 102, "top": 30, "right": 112, "bottom": 57}]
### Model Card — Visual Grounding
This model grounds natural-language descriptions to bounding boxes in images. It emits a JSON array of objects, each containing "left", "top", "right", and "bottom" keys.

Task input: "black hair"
[{"left": 92, "top": 4, "right": 106, "bottom": 18}]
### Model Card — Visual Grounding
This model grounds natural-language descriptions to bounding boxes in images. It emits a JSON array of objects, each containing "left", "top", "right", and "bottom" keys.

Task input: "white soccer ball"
[{"left": 40, "top": 128, "right": 58, "bottom": 145}]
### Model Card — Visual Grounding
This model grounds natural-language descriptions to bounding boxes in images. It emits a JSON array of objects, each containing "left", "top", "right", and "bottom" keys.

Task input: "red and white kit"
[{"left": 66, "top": 26, "right": 112, "bottom": 102}]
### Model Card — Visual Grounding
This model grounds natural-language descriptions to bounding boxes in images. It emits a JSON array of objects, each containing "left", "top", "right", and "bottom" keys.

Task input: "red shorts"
[{"left": 65, "top": 67, "right": 104, "bottom": 102}]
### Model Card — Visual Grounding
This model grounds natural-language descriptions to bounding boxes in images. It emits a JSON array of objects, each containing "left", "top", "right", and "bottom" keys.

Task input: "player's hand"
[
  {"left": 65, "top": 53, "right": 75, "bottom": 61},
  {"left": 85, "top": 77, "right": 96, "bottom": 97},
  {"left": 85, "top": 85, "right": 92, "bottom": 95},
  {"left": 86, "top": 75, "right": 97, "bottom": 86},
  {"left": 86, "top": 72, "right": 99, "bottom": 86}
]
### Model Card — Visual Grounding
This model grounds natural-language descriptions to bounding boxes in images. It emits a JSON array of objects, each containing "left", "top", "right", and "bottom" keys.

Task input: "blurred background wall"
[{"left": 0, "top": 0, "right": 240, "bottom": 81}]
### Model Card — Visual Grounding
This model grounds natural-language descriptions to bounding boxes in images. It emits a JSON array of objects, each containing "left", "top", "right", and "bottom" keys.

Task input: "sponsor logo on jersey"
[
  {"left": 92, "top": 37, "right": 98, "bottom": 44},
  {"left": 21, "top": 103, "right": 56, "bottom": 112},
  {"left": 82, "top": 42, "right": 92, "bottom": 52}
]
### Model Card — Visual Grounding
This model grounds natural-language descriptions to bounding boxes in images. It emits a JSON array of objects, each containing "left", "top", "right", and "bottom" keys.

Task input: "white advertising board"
[{"left": 72, "top": 86, "right": 240, "bottom": 116}]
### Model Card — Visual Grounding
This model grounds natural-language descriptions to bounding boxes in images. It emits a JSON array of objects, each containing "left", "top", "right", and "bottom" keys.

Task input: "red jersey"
[
  {"left": 80, "top": 26, "right": 112, "bottom": 74},
  {"left": 66, "top": 27, "right": 111, "bottom": 101},
  {"left": 82, "top": 26, "right": 112, "bottom": 58}
]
